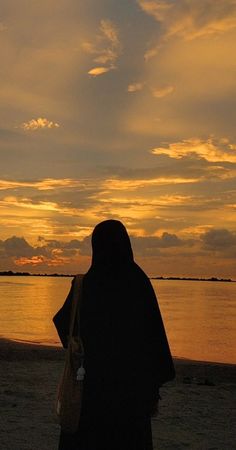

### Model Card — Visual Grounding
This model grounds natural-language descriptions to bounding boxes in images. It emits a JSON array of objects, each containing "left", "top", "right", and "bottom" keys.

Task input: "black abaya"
[{"left": 53, "top": 220, "right": 175, "bottom": 450}]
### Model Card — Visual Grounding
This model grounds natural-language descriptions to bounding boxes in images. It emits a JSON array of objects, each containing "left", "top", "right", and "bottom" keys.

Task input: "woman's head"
[{"left": 91, "top": 220, "right": 133, "bottom": 268}]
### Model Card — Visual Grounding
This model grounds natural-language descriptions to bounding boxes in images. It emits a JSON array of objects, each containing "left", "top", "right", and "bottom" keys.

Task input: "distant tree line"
[
  {"left": 0, "top": 271, "right": 74, "bottom": 277},
  {"left": 152, "top": 276, "right": 234, "bottom": 282}
]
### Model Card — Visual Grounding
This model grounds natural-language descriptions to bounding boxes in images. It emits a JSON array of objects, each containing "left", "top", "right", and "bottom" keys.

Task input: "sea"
[{"left": 0, "top": 276, "right": 235, "bottom": 364}]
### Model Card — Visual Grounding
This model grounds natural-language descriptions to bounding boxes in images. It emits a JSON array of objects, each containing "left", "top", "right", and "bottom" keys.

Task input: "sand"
[{"left": 0, "top": 338, "right": 235, "bottom": 450}]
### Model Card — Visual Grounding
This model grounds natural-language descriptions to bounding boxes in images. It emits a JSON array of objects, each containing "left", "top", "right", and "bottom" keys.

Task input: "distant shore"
[
  {"left": 0, "top": 271, "right": 73, "bottom": 277},
  {"left": 0, "top": 337, "right": 235, "bottom": 449},
  {"left": 151, "top": 275, "right": 235, "bottom": 282},
  {"left": 0, "top": 270, "right": 235, "bottom": 282}
]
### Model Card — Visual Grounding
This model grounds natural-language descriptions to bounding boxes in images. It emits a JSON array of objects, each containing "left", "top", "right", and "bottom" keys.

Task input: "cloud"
[
  {"left": 139, "top": 0, "right": 236, "bottom": 62},
  {"left": 0, "top": 196, "right": 72, "bottom": 216},
  {"left": 0, "top": 236, "right": 75, "bottom": 270},
  {"left": 152, "top": 85, "right": 174, "bottom": 98},
  {"left": 138, "top": 0, "right": 236, "bottom": 40},
  {"left": 151, "top": 137, "right": 236, "bottom": 163},
  {"left": 88, "top": 67, "right": 112, "bottom": 76},
  {"left": 99, "top": 18, "right": 120, "bottom": 49},
  {"left": 128, "top": 82, "right": 174, "bottom": 98},
  {"left": 83, "top": 19, "right": 122, "bottom": 76},
  {"left": 102, "top": 176, "right": 199, "bottom": 191},
  {"left": 0, "top": 178, "right": 86, "bottom": 191},
  {"left": 3, "top": 236, "right": 37, "bottom": 257},
  {"left": 0, "top": 235, "right": 87, "bottom": 270},
  {"left": 201, "top": 228, "right": 236, "bottom": 250},
  {"left": 1, "top": 229, "right": 236, "bottom": 276},
  {"left": 20, "top": 118, "right": 60, "bottom": 131},
  {"left": 130, "top": 231, "right": 192, "bottom": 257},
  {"left": 144, "top": 46, "right": 160, "bottom": 61},
  {"left": 0, "top": 231, "right": 186, "bottom": 267},
  {"left": 123, "top": 24, "right": 236, "bottom": 139},
  {"left": 138, "top": 0, "right": 173, "bottom": 22},
  {"left": 127, "top": 82, "right": 144, "bottom": 93},
  {"left": 102, "top": 159, "right": 236, "bottom": 184}
]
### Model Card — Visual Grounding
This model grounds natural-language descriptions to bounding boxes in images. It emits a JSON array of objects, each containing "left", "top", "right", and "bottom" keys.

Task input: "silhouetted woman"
[{"left": 53, "top": 220, "right": 175, "bottom": 450}]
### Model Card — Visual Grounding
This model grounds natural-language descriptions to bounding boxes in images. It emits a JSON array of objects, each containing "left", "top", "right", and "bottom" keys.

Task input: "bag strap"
[{"left": 69, "top": 274, "right": 84, "bottom": 340}]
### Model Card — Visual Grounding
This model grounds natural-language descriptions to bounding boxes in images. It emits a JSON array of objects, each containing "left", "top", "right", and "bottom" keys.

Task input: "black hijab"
[{"left": 91, "top": 219, "right": 133, "bottom": 268}]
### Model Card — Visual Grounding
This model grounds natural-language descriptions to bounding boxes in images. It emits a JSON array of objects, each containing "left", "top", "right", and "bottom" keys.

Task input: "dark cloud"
[
  {"left": 131, "top": 232, "right": 187, "bottom": 257},
  {"left": 3, "top": 236, "right": 37, "bottom": 257},
  {"left": 0, "top": 236, "right": 89, "bottom": 260},
  {"left": 64, "top": 239, "right": 83, "bottom": 249},
  {"left": 201, "top": 228, "right": 236, "bottom": 250},
  {"left": 0, "top": 230, "right": 236, "bottom": 276},
  {"left": 101, "top": 154, "right": 236, "bottom": 182},
  {"left": 0, "top": 232, "right": 185, "bottom": 261},
  {"left": 73, "top": 236, "right": 91, "bottom": 256},
  {"left": 39, "top": 237, "right": 90, "bottom": 252}
]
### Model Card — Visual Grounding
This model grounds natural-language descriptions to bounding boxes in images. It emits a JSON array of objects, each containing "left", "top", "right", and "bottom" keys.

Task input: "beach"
[{"left": 0, "top": 338, "right": 235, "bottom": 450}]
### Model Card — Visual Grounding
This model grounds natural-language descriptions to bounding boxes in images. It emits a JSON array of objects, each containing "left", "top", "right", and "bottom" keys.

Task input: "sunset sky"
[{"left": 0, "top": 0, "right": 236, "bottom": 277}]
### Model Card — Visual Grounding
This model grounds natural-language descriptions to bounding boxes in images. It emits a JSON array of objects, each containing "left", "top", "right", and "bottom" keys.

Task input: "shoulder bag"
[{"left": 55, "top": 274, "right": 85, "bottom": 433}]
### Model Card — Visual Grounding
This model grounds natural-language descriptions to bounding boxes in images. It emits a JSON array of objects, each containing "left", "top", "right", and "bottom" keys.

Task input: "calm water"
[{"left": 0, "top": 276, "right": 235, "bottom": 364}]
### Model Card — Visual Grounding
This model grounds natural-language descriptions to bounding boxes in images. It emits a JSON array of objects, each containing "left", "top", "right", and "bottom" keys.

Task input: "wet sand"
[{"left": 0, "top": 338, "right": 235, "bottom": 450}]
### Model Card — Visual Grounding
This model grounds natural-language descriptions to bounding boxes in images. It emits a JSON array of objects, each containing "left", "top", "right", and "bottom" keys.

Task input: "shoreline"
[
  {"left": 0, "top": 338, "right": 235, "bottom": 449},
  {"left": 1, "top": 336, "right": 235, "bottom": 368}
]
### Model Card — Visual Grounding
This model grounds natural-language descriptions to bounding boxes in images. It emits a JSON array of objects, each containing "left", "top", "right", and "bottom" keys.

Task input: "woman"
[{"left": 53, "top": 220, "right": 175, "bottom": 450}]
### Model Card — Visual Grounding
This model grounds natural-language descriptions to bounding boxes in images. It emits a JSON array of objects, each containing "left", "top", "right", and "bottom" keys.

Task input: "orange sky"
[{"left": 0, "top": 1, "right": 236, "bottom": 277}]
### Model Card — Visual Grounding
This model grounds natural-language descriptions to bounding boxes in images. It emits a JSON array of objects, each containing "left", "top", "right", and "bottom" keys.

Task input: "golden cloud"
[
  {"left": 0, "top": 178, "right": 86, "bottom": 191},
  {"left": 102, "top": 176, "right": 199, "bottom": 191},
  {"left": 99, "top": 193, "right": 193, "bottom": 207},
  {"left": 0, "top": 196, "right": 91, "bottom": 222},
  {"left": 0, "top": 196, "right": 60, "bottom": 213},
  {"left": 127, "top": 82, "right": 145, "bottom": 93},
  {"left": 144, "top": 45, "right": 160, "bottom": 61},
  {"left": 14, "top": 254, "right": 71, "bottom": 267},
  {"left": 128, "top": 82, "right": 174, "bottom": 98},
  {"left": 138, "top": 0, "right": 172, "bottom": 21},
  {"left": 88, "top": 67, "right": 112, "bottom": 76},
  {"left": 151, "top": 137, "right": 236, "bottom": 163},
  {"left": 21, "top": 117, "right": 59, "bottom": 131},
  {"left": 152, "top": 85, "right": 174, "bottom": 98},
  {"left": 138, "top": 0, "right": 236, "bottom": 40},
  {"left": 100, "top": 19, "right": 120, "bottom": 48},
  {"left": 84, "top": 19, "right": 122, "bottom": 76}
]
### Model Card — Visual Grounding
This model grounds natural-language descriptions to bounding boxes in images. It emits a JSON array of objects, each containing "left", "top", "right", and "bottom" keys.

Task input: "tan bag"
[{"left": 55, "top": 275, "right": 85, "bottom": 433}]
